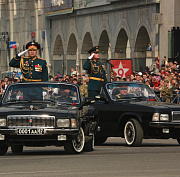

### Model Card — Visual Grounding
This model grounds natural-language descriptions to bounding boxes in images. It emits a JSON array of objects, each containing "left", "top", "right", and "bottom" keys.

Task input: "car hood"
[
  {"left": 131, "top": 100, "right": 180, "bottom": 111},
  {"left": 0, "top": 103, "right": 78, "bottom": 117}
]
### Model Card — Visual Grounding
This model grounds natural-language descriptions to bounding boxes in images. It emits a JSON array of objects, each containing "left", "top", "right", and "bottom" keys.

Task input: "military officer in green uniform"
[
  {"left": 55, "top": 88, "right": 77, "bottom": 103},
  {"left": 9, "top": 41, "right": 48, "bottom": 82},
  {"left": 115, "top": 85, "right": 129, "bottom": 99},
  {"left": 83, "top": 46, "right": 107, "bottom": 97}
]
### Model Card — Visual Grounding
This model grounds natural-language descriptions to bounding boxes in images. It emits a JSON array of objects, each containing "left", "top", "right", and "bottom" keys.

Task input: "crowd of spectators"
[
  {"left": 1, "top": 57, "right": 180, "bottom": 102},
  {"left": 112, "top": 57, "right": 180, "bottom": 103}
]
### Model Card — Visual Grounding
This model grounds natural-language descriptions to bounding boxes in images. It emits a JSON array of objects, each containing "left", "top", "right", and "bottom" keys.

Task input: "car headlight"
[
  {"left": 71, "top": 119, "right": 77, "bottom": 128},
  {"left": 57, "top": 119, "right": 70, "bottom": 127},
  {"left": 160, "top": 114, "right": 169, "bottom": 121},
  {"left": 0, "top": 119, "right": 6, "bottom": 127},
  {"left": 152, "top": 113, "right": 159, "bottom": 121}
]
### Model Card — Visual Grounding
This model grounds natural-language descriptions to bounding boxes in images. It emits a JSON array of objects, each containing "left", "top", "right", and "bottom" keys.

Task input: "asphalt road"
[{"left": 0, "top": 138, "right": 180, "bottom": 177}]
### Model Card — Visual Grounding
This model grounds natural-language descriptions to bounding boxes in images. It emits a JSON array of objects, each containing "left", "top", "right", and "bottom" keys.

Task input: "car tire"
[
  {"left": 11, "top": 145, "right": 23, "bottom": 154},
  {"left": 0, "top": 143, "right": 8, "bottom": 156},
  {"left": 124, "top": 118, "right": 143, "bottom": 147},
  {"left": 84, "top": 134, "right": 94, "bottom": 151},
  {"left": 95, "top": 137, "right": 107, "bottom": 145},
  {"left": 64, "top": 127, "right": 85, "bottom": 154}
]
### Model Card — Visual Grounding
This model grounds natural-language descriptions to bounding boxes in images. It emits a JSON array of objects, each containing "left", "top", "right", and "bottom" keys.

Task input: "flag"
[
  {"left": 111, "top": 59, "right": 132, "bottom": 78},
  {"left": 12, "top": 44, "right": 17, "bottom": 49},
  {"left": 149, "top": 95, "right": 155, "bottom": 101},
  {"left": 71, "top": 97, "right": 77, "bottom": 106}
]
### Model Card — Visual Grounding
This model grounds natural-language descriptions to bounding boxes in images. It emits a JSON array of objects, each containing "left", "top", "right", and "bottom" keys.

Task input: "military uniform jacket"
[
  {"left": 9, "top": 54, "right": 48, "bottom": 82},
  {"left": 115, "top": 93, "right": 128, "bottom": 99},
  {"left": 115, "top": 93, "right": 123, "bottom": 99},
  {"left": 83, "top": 58, "right": 107, "bottom": 91}
]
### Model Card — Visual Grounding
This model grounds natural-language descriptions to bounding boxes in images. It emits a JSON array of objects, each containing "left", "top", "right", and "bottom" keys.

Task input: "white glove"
[
  {"left": 88, "top": 53, "right": 94, "bottom": 60},
  {"left": 18, "top": 49, "right": 29, "bottom": 57}
]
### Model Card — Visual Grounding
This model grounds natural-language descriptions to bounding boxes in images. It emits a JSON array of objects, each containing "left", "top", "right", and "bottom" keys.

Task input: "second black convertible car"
[
  {"left": 0, "top": 82, "right": 97, "bottom": 155},
  {"left": 93, "top": 82, "right": 180, "bottom": 146}
]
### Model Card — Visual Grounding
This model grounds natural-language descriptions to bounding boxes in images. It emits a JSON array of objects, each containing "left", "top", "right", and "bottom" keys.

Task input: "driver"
[
  {"left": 115, "top": 85, "right": 129, "bottom": 99},
  {"left": 55, "top": 88, "right": 72, "bottom": 102},
  {"left": 60, "top": 89, "right": 71, "bottom": 98}
]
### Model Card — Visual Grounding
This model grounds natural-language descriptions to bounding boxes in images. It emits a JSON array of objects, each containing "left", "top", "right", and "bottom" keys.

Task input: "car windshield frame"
[
  {"left": 105, "top": 82, "right": 159, "bottom": 102},
  {"left": 2, "top": 82, "right": 80, "bottom": 105}
]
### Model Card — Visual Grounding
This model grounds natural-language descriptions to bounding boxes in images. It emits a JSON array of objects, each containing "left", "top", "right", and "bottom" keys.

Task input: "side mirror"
[
  {"left": 94, "top": 95, "right": 108, "bottom": 103},
  {"left": 83, "top": 97, "right": 96, "bottom": 106}
]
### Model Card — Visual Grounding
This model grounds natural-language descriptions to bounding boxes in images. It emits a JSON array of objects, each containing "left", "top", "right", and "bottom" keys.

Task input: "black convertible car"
[
  {"left": 0, "top": 82, "right": 97, "bottom": 155},
  {"left": 93, "top": 82, "right": 180, "bottom": 146}
]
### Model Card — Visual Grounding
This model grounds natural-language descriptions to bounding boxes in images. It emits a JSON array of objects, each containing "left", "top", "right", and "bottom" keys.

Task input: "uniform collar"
[
  {"left": 31, "top": 56, "right": 36, "bottom": 61},
  {"left": 93, "top": 59, "right": 98, "bottom": 62}
]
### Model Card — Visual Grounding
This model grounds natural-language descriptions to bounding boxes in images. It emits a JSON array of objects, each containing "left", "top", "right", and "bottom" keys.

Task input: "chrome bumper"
[
  {"left": 149, "top": 122, "right": 180, "bottom": 128},
  {"left": 0, "top": 128, "right": 79, "bottom": 135}
]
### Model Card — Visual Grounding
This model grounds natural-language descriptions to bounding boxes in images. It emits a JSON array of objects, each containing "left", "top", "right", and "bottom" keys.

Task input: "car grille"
[
  {"left": 7, "top": 115, "right": 55, "bottom": 128},
  {"left": 172, "top": 111, "right": 180, "bottom": 122}
]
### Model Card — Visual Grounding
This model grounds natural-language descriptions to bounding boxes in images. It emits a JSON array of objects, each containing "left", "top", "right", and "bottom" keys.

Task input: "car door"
[{"left": 93, "top": 88, "right": 124, "bottom": 137}]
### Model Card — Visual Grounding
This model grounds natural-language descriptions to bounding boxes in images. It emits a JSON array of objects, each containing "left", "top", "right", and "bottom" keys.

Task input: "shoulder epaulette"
[
  {"left": 14, "top": 56, "right": 20, "bottom": 60},
  {"left": 37, "top": 57, "right": 45, "bottom": 60},
  {"left": 116, "top": 94, "right": 121, "bottom": 99}
]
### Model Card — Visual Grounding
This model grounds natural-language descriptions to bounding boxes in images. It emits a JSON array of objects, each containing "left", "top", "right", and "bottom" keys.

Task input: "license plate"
[{"left": 17, "top": 128, "right": 45, "bottom": 135}]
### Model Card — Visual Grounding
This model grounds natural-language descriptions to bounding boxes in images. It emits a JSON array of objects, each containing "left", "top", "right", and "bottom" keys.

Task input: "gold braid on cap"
[{"left": 28, "top": 46, "right": 37, "bottom": 50}]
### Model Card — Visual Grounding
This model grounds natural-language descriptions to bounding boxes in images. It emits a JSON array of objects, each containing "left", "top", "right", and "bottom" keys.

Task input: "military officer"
[
  {"left": 55, "top": 88, "right": 77, "bottom": 103},
  {"left": 83, "top": 46, "right": 107, "bottom": 97},
  {"left": 115, "top": 85, "right": 129, "bottom": 99},
  {"left": 9, "top": 41, "right": 48, "bottom": 82}
]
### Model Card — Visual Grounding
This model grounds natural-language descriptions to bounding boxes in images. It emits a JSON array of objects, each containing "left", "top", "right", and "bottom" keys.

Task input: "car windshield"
[
  {"left": 106, "top": 82, "right": 158, "bottom": 102},
  {"left": 2, "top": 83, "right": 80, "bottom": 104}
]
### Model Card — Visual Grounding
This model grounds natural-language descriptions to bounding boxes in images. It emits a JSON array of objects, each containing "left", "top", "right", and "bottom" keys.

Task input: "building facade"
[
  {"left": 47, "top": 0, "right": 158, "bottom": 76},
  {"left": 0, "top": 0, "right": 51, "bottom": 78},
  {"left": 1, "top": 0, "right": 180, "bottom": 78}
]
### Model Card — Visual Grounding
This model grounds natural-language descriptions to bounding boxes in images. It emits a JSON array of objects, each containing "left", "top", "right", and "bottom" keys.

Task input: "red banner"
[{"left": 111, "top": 59, "right": 132, "bottom": 78}]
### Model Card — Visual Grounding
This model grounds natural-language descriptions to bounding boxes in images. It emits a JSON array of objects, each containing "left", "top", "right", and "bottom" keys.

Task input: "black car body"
[
  {"left": 0, "top": 82, "right": 97, "bottom": 155},
  {"left": 93, "top": 82, "right": 180, "bottom": 146}
]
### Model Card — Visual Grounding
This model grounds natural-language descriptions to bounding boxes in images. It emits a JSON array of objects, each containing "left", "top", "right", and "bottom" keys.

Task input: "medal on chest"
[
  {"left": 24, "top": 61, "right": 29, "bottom": 67},
  {"left": 35, "top": 64, "right": 42, "bottom": 72}
]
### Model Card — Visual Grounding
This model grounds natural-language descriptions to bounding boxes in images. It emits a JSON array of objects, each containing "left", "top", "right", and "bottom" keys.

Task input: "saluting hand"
[
  {"left": 88, "top": 53, "right": 94, "bottom": 60},
  {"left": 18, "top": 49, "right": 29, "bottom": 57}
]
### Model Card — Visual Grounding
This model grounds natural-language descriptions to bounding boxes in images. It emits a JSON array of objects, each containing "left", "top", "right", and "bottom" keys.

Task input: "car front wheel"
[
  {"left": 64, "top": 127, "right": 85, "bottom": 154},
  {"left": 124, "top": 118, "right": 143, "bottom": 147}
]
